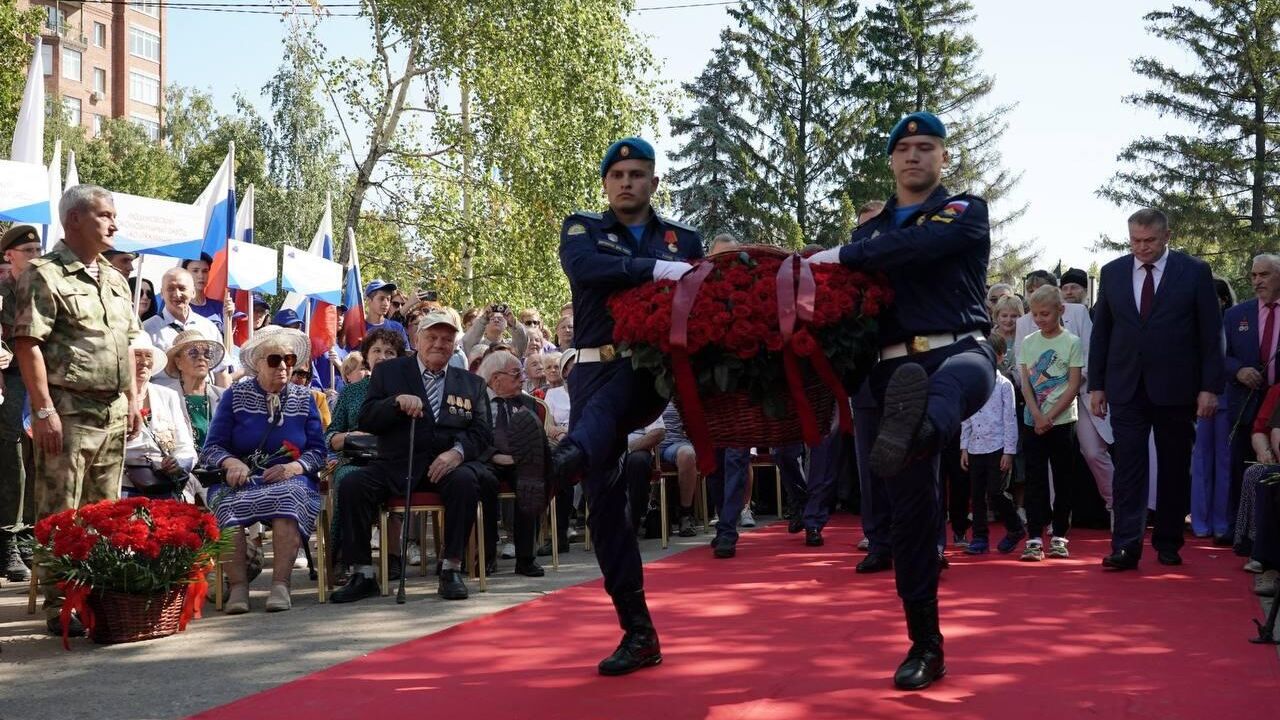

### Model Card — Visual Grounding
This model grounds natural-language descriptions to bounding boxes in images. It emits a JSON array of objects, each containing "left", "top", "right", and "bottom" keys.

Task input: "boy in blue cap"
[
  {"left": 549, "top": 137, "right": 703, "bottom": 676},
  {"left": 362, "top": 279, "right": 409, "bottom": 350},
  {"left": 811, "top": 111, "right": 996, "bottom": 690}
]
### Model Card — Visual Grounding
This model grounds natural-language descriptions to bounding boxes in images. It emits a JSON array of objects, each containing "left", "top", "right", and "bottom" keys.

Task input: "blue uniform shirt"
[
  {"left": 559, "top": 209, "right": 705, "bottom": 349},
  {"left": 838, "top": 185, "right": 991, "bottom": 346}
]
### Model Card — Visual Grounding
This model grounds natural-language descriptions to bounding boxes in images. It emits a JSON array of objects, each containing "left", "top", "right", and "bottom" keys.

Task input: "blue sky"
[{"left": 168, "top": 1, "right": 1195, "bottom": 274}]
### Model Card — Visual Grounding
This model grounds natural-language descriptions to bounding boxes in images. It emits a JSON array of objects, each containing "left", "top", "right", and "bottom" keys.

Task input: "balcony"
[{"left": 41, "top": 21, "right": 88, "bottom": 51}]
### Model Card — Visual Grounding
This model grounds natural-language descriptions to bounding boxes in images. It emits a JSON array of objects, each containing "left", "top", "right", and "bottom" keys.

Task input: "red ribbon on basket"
[
  {"left": 670, "top": 262, "right": 719, "bottom": 475},
  {"left": 179, "top": 560, "right": 212, "bottom": 631},
  {"left": 57, "top": 580, "right": 96, "bottom": 650},
  {"left": 776, "top": 254, "right": 853, "bottom": 440}
]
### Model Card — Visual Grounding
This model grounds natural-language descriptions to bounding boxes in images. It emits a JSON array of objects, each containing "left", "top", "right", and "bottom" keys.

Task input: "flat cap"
[
  {"left": 886, "top": 111, "right": 947, "bottom": 155},
  {"left": 600, "top": 137, "right": 656, "bottom": 177},
  {"left": 417, "top": 308, "right": 461, "bottom": 333}
]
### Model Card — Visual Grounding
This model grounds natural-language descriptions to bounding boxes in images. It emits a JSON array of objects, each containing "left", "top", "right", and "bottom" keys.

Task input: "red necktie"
[
  {"left": 1262, "top": 302, "right": 1278, "bottom": 384},
  {"left": 1139, "top": 263, "right": 1155, "bottom": 320}
]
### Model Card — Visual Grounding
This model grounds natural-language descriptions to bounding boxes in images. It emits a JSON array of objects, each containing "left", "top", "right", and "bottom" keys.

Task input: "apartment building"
[{"left": 18, "top": 0, "right": 167, "bottom": 140}]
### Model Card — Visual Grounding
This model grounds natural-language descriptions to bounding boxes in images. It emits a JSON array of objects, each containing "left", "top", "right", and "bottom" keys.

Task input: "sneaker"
[
  {"left": 1047, "top": 537, "right": 1069, "bottom": 558},
  {"left": 965, "top": 537, "right": 989, "bottom": 555},
  {"left": 857, "top": 536, "right": 870, "bottom": 551},
  {"left": 500, "top": 542, "right": 516, "bottom": 560},
  {"left": 1244, "top": 559, "right": 1264, "bottom": 574},
  {"left": 1020, "top": 541, "right": 1044, "bottom": 562},
  {"left": 739, "top": 507, "right": 756, "bottom": 528},
  {"left": 293, "top": 548, "right": 308, "bottom": 569},
  {"left": 406, "top": 541, "right": 422, "bottom": 567},
  {"left": 953, "top": 532, "right": 968, "bottom": 548},
  {"left": 677, "top": 514, "right": 697, "bottom": 538},
  {"left": 997, "top": 529, "right": 1026, "bottom": 554}
]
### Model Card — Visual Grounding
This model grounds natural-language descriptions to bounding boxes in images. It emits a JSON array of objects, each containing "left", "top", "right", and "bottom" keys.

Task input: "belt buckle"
[
  {"left": 908, "top": 336, "right": 930, "bottom": 355},
  {"left": 599, "top": 344, "right": 617, "bottom": 362}
]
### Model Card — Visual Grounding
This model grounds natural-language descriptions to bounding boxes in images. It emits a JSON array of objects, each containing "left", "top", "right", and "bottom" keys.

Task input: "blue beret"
[
  {"left": 600, "top": 137, "right": 656, "bottom": 177},
  {"left": 886, "top": 111, "right": 946, "bottom": 155}
]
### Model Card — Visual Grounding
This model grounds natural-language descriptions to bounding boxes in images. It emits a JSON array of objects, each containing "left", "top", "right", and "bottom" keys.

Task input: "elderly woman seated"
[
  {"left": 201, "top": 327, "right": 326, "bottom": 614},
  {"left": 123, "top": 335, "right": 197, "bottom": 499},
  {"left": 155, "top": 329, "right": 227, "bottom": 451}
]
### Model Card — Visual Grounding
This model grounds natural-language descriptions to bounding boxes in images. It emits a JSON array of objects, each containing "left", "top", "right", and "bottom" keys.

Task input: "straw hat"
[
  {"left": 165, "top": 329, "right": 226, "bottom": 377},
  {"left": 239, "top": 327, "right": 311, "bottom": 378},
  {"left": 129, "top": 334, "right": 168, "bottom": 380}
]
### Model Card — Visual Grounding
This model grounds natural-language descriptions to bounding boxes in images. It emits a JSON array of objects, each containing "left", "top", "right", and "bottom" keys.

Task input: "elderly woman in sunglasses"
[
  {"left": 200, "top": 327, "right": 326, "bottom": 614},
  {"left": 155, "top": 329, "right": 227, "bottom": 450}
]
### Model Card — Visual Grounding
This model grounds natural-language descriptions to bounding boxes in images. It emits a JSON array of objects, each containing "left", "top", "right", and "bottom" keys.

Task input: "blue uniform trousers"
[
  {"left": 565, "top": 360, "right": 667, "bottom": 598},
  {"left": 803, "top": 430, "right": 849, "bottom": 532},
  {"left": 869, "top": 338, "right": 995, "bottom": 603},
  {"left": 1190, "top": 401, "right": 1232, "bottom": 538},
  {"left": 709, "top": 448, "right": 751, "bottom": 543},
  {"left": 854, "top": 408, "right": 892, "bottom": 556}
]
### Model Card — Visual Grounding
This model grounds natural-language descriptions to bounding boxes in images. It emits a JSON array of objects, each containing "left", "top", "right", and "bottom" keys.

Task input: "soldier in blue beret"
[
  {"left": 811, "top": 111, "right": 996, "bottom": 690},
  {"left": 549, "top": 136, "right": 703, "bottom": 676}
]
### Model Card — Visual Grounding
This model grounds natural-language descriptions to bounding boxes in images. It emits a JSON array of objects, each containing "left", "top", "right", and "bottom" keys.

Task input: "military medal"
[
  {"left": 664, "top": 230, "right": 678, "bottom": 254},
  {"left": 448, "top": 395, "right": 458, "bottom": 415},
  {"left": 463, "top": 397, "right": 473, "bottom": 419}
]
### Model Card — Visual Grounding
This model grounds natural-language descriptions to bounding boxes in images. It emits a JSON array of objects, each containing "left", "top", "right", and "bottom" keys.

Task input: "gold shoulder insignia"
[{"left": 566, "top": 223, "right": 587, "bottom": 237}]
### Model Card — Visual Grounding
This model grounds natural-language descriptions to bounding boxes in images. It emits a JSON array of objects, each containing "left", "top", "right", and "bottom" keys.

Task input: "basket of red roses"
[
  {"left": 609, "top": 245, "right": 890, "bottom": 473},
  {"left": 32, "top": 497, "right": 228, "bottom": 647}
]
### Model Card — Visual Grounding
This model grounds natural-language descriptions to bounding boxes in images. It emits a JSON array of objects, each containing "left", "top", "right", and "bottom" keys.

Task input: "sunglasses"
[
  {"left": 496, "top": 368, "right": 524, "bottom": 379},
  {"left": 392, "top": 301, "right": 405, "bottom": 308},
  {"left": 266, "top": 353, "right": 298, "bottom": 369},
  {"left": 523, "top": 320, "right": 541, "bottom": 327},
  {"left": 184, "top": 346, "right": 214, "bottom": 360}
]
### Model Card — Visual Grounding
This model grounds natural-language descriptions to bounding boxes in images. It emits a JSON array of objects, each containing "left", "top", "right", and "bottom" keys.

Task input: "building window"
[
  {"left": 131, "top": 114, "right": 160, "bottom": 141},
  {"left": 93, "top": 22, "right": 107, "bottom": 47},
  {"left": 61, "top": 48, "right": 81, "bottom": 82},
  {"left": 92, "top": 114, "right": 102, "bottom": 137},
  {"left": 63, "top": 96, "right": 81, "bottom": 126},
  {"left": 92, "top": 68, "right": 106, "bottom": 94},
  {"left": 46, "top": 7, "right": 66, "bottom": 33},
  {"left": 129, "top": 71, "right": 160, "bottom": 106},
  {"left": 131, "top": 1, "right": 160, "bottom": 18},
  {"left": 128, "top": 26, "right": 160, "bottom": 62},
  {"left": 40, "top": 44, "right": 52, "bottom": 77}
]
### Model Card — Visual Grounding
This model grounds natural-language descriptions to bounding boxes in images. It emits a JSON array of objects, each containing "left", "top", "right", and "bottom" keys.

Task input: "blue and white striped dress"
[{"left": 200, "top": 380, "right": 326, "bottom": 538}]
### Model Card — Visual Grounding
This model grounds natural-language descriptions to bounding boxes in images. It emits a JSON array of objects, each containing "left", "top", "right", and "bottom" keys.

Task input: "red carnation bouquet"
[
  {"left": 609, "top": 247, "right": 890, "bottom": 468},
  {"left": 32, "top": 497, "right": 229, "bottom": 647}
]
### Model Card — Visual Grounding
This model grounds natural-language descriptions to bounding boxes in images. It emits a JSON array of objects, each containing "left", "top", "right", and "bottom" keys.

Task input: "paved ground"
[{"left": 0, "top": 519, "right": 759, "bottom": 720}]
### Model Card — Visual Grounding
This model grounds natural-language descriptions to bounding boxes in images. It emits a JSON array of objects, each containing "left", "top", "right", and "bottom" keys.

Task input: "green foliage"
[
  {"left": 1100, "top": 1, "right": 1280, "bottom": 282},
  {"left": 0, "top": 1, "right": 42, "bottom": 153},
  {"left": 45, "top": 110, "right": 180, "bottom": 198}
]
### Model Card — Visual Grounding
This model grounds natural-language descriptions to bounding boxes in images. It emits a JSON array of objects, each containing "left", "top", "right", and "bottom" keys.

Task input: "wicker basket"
[
  {"left": 681, "top": 372, "right": 836, "bottom": 449},
  {"left": 87, "top": 587, "right": 186, "bottom": 645}
]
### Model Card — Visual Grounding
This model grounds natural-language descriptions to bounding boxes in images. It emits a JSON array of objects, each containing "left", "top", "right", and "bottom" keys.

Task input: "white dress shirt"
[
  {"left": 1132, "top": 246, "right": 1169, "bottom": 309},
  {"left": 143, "top": 306, "right": 229, "bottom": 372},
  {"left": 960, "top": 371, "right": 1018, "bottom": 455}
]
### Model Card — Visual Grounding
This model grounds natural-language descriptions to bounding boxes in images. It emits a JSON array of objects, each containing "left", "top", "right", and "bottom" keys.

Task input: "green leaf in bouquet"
[
  {"left": 714, "top": 363, "right": 733, "bottom": 393},
  {"left": 654, "top": 370, "right": 675, "bottom": 399}
]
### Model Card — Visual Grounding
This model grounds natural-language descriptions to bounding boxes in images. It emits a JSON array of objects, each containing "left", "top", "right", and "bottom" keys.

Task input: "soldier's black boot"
[
  {"left": 893, "top": 598, "right": 946, "bottom": 690},
  {"left": 548, "top": 441, "right": 586, "bottom": 496},
  {"left": 871, "top": 363, "right": 936, "bottom": 479},
  {"left": 598, "top": 590, "right": 662, "bottom": 676},
  {"left": 1, "top": 532, "right": 30, "bottom": 583}
]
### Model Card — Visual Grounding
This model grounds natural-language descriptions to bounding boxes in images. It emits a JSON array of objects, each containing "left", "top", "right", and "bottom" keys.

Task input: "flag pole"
[{"left": 132, "top": 254, "right": 144, "bottom": 316}]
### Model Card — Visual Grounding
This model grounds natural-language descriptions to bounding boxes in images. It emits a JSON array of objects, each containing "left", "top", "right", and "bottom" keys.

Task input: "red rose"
[
  {"left": 282, "top": 440, "right": 302, "bottom": 462},
  {"left": 790, "top": 329, "right": 818, "bottom": 357}
]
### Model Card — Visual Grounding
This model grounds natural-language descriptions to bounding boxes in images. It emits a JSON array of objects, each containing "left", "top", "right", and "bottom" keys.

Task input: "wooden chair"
[
  {"left": 312, "top": 466, "right": 335, "bottom": 603},
  {"left": 749, "top": 452, "right": 783, "bottom": 517},
  {"left": 378, "top": 492, "right": 484, "bottom": 595},
  {"left": 26, "top": 571, "right": 37, "bottom": 614}
]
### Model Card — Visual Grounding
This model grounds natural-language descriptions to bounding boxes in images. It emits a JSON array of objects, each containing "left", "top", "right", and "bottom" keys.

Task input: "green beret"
[
  {"left": 0, "top": 224, "right": 40, "bottom": 253},
  {"left": 600, "top": 137, "right": 656, "bottom": 177},
  {"left": 886, "top": 111, "right": 947, "bottom": 155}
]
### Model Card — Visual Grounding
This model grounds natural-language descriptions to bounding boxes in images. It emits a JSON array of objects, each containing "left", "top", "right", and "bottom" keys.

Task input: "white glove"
[
  {"left": 653, "top": 260, "right": 693, "bottom": 282},
  {"left": 808, "top": 247, "right": 843, "bottom": 265}
]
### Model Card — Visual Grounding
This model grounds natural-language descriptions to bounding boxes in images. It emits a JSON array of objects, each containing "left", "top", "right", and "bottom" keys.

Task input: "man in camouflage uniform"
[
  {"left": 0, "top": 225, "right": 42, "bottom": 582},
  {"left": 12, "top": 185, "right": 141, "bottom": 635}
]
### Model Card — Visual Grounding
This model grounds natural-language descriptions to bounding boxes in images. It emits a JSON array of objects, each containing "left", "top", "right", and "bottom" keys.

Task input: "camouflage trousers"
[{"left": 35, "top": 391, "right": 127, "bottom": 618}]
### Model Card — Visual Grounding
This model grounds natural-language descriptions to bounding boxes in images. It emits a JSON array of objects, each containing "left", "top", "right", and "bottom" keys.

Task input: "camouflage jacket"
[{"left": 11, "top": 242, "right": 139, "bottom": 398}]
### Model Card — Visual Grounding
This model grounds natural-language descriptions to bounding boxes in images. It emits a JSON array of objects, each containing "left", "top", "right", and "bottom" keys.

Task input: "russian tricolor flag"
[
  {"left": 196, "top": 145, "right": 236, "bottom": 260},
  {"left": 342, "top": 230, "right": 365, "bottom": 352}
]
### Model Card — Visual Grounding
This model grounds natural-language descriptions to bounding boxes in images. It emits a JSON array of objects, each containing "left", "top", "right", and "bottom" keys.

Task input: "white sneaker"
[
  {"left": 265, "top": 582, "right": 292, "bottom": 612},
  {"left": 500, "top": 542, "right": 516, "bottom": 560},
  {"left": 293, "top": 548, "right": 308, "bottom": 569},
  {"left": 740, "top": 507, "right": 756, "bottom": 528},
  {"left": 406, "top": 541, "right": 422, "bottom": 566}
]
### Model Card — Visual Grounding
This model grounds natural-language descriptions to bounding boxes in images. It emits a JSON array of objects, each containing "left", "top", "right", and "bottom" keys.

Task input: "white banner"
[
  {"left": 281, "top": 244, "right": 343, "bottom": 305},
  {"left": 0, "top": 159, "right": 51, "bottom": 224},
  {"left": 227, "top": 239, "right": 279, "bottom": 294},
  {"left": 111, "top": 192, "right": 206, "bottom": 259}
]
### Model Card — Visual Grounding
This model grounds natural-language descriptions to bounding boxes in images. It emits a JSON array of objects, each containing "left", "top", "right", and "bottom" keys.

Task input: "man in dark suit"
[
  {"left": 332, "top": 309, "right": 493, "bottom": 602},
  {"left": 1221, "top": 255, "right": 1280, "bottom": 542},
  {"left": 1089, "top": 208, "right": 1224, "bottom": 569}
]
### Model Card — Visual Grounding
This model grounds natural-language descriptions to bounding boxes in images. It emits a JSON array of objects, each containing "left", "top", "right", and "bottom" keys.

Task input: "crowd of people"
[{"left": 0, "top": 175, "right": 1274, "bottom": 661}]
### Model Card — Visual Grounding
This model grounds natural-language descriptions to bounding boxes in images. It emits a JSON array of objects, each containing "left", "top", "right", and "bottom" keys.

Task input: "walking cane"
[{"left": 397, "top": 418, "right": 417, "bottom": 605}]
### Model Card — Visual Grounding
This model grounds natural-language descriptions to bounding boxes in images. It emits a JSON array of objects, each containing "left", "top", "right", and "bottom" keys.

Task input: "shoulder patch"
[
  {"left": 929, "top": 200, "right": 971, "bottom": 224},
  {"left": 565, "top": 222, "right": 587, "bottom": 237},
  {"left": 656, "top": 215, "right": 698, "bottom": 233}
]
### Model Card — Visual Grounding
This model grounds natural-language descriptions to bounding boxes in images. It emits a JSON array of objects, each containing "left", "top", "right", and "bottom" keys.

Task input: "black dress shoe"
[
  {"left": 1156, "top": 550, "right": 1182, "bottom": 566},
  {"left": 870, "top": 363, "right": 933, "bottom": 479},
  {"left": 515, "top": 560, "right": 545, "bottom": 577},
  {"left": 548, "top": 441, "right": 586, "bottom": 493},
  {"left": 598, "top": 590, "right": 662, "bottom": 676},
  {"left": 1212, "top": 534, "right": 1233, "bottom": 547},
  {"left": 805, "top": 528, "right": 824, "bottom": 547},
  {"left": 46, "top": 613, "right": 86, "bottom": 637},
  {"left": 856, "top": 553, "right": 893, "bottom": 574},
  {"left": 713, "top": 535, "right": 737, "bottom": 559},
  {"left": 438, "top": 569, "right": 469, "bottom": 600},
  {"left": 330, "top": 572, "right": 379, "bottom": 603},
  {"left": 787, "top": 512, "right": 805, "bottom": 534},
  {"left": 1101, "top": 550, "right": 1139, "bottom": 571}
]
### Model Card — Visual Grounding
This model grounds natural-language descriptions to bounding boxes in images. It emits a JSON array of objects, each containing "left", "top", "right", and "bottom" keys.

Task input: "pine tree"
[
  {"left": 1100, "top": 1, "right": 1280, "bottom": 279},
  {"left": 667, "top": 32, "right": 761, "bottom": 243},
  {"left": 724, "top": 0, "right": 866, "bottom": 248}
]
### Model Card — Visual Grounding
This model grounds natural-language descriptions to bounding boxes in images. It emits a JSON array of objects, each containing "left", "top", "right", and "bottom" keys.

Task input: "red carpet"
[{"left": 191, "top": 518, "right": 1280, "bottom": 720}]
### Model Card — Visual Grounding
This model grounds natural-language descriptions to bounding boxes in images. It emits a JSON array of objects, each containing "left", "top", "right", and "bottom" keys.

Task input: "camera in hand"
[
  {"left": 417, "top": 289, "right": 439, "bottom": 302},
  {"left": 491, "top": 303, "right": 509, "bottom": 315}
]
